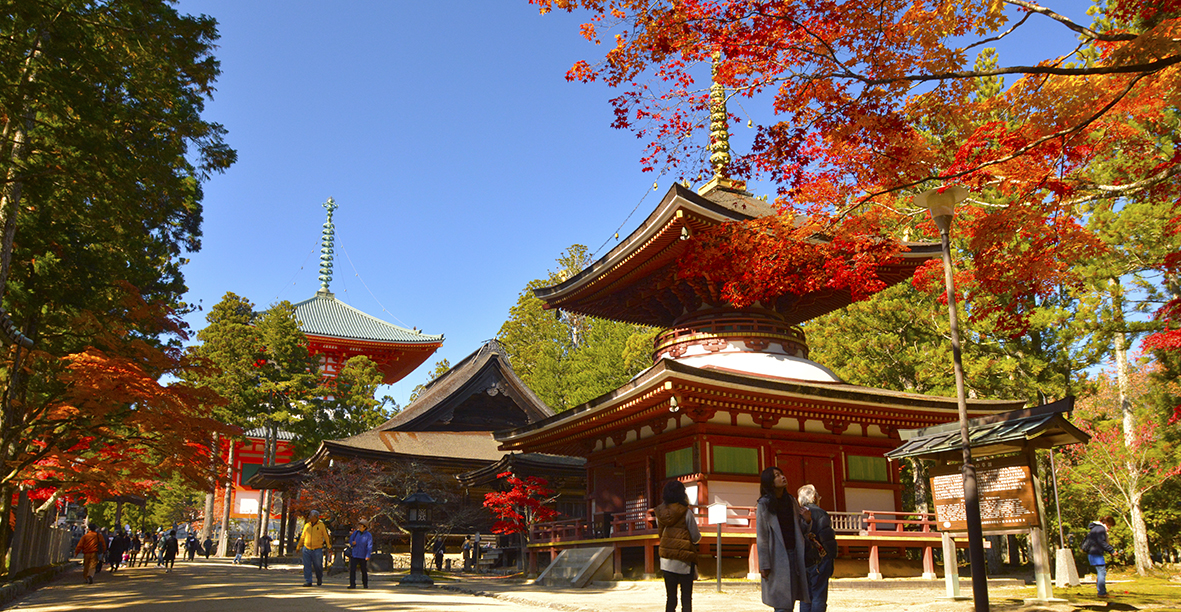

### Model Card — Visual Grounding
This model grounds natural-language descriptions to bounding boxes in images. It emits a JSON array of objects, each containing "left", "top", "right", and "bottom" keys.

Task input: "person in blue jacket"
[
  {"left": 1082, "top": 516, "right": 1117, "bottom": 597},
  {"left": 347, "top": 518, "right": 374, "bottom": 589}
]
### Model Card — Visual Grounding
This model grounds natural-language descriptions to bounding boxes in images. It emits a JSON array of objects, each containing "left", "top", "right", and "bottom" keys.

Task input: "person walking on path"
[
  {"left": 655, "top": 479, "right": 701, "bottom": 612},
  {"left": 347, "top": 519, "right": 373, "bottom": 589},
  {"left": 233, "top": 536, "right": 246, "bottom": 564},
  {"left": 141, "top": 533, "right": 156, "bottom": 567},
  {"left": 258, "top": 532, "right": 273, "bottom": 570},
  {"left": 756, "top": 467, "right": 810, "bottom": 612},
  {"left": 296, "top": 510, "right": 330, "bottom": 587},
  {"left": 74, "top": 524, "right": 107, "bottom": 584},
  {"left": 161, "top": 530, "right": 179, "bottom": 573},
  {"left": 128, "top": 533, "right": 141, "bottom": 567},
  {"left": 434, "top": 538, "right": 445, "bottom": 571},
  {"left": 203, "top": 535, "right": 213, "bottom": 559},
  {"left": 1082, "top": 516, "right": 1118, "bottom": 597},
  {"left": 462, "top": 536, "right": 472, "bottom": 572},
  {"left": 107, "top": 530, "right": 129, "bottom": 572},
  {"left": 797, "top": 485, "right": 837, "bottom": 612},
  {"left": 186, "top": 533, "right": 200, "bottom": 561}
]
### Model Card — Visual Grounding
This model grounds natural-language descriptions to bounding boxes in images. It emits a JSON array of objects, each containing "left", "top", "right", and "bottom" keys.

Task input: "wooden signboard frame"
[{"left": 929, "top": 453, "right": 1040, "bottom": 532}]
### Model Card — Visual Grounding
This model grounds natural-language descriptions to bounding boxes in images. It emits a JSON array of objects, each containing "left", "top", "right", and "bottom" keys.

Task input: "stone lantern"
[{"left": 399, "top": 491, "right": 437, "bottom": 585}]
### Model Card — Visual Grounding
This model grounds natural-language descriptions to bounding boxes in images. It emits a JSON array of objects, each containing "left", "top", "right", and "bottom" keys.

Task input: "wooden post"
[
  {"left": 612, "top": 545, "right": 623, "bottom": 580},
  {"left": 278, "top": 493, "right": 289, "bottom": 557},
  {"left": 942, "top": 532, "right": 968, "bottom": 600},
  {"left": 868, "top": 544, "right": 881, "bottom": 580},
  {"left": 923, "top": 544, "right": 937, "bottom": 579},
  {"left": 1026, "top": 448, "right": 1057, "bottom": 602},
  {"left": 747, "top": 541, "right": 760, "bottom": 580},
  {"left": 644, "top": 540, "right": 655, "bottom": 578}
]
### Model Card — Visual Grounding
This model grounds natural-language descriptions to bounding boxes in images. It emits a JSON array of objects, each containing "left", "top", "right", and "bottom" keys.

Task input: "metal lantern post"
[
  {"left": 399, "top": 491, "right": 438, "bottom": 585},
  {"left": 918, "top": 186, "right": 989, "bottom": 612}
]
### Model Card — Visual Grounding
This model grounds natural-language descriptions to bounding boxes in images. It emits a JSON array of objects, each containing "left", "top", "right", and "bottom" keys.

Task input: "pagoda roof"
[
  {"left": 496, "top": 357, "right": 1024, "bottom": 457},
  {"left": 292, "top": 290, "right": 443, "bottom": 346},
  {"left": 533, "top": 183, "right": 941, "bottom": 327}
]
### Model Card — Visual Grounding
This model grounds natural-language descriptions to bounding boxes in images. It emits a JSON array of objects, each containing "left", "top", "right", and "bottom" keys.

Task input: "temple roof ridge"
[
  {"left": 292, "top": 291, "right": 443, "bottom": 344},
  {"left": 377, "top": 339, "right": 552, "bottom": 431}
]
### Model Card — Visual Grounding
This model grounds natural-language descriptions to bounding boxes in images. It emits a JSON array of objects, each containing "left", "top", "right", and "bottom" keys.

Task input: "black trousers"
[
  {"left": 258, "top": 552, "right": 269, "bottom": 569},
  {"left": 349, "top": 557, "right": 368, "bottom": 587},
  {"left": 663, "top": 570, "right": 693, "bottom": 612}
]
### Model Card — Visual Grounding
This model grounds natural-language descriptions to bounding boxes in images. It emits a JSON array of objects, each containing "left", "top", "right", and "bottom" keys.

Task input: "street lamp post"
[{"left": 918, "top": 186, "right": 989, "bottom": 612}]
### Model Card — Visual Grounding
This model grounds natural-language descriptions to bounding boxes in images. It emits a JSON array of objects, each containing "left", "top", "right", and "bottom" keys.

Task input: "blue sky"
[
  {"left": 175, "top": 2, "right": 672, "bottom": 405},
  {"left": 175, "top": 2, "right": 1088, "bottom": 406}
]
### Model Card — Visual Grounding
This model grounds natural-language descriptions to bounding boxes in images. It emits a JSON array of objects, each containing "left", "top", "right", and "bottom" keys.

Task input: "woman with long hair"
[
  {"left": 655, "top": 479, "right": 701, "bottom": 612},
  {"left": 756, "top": 467, "right": 810, "bottom": 612}
]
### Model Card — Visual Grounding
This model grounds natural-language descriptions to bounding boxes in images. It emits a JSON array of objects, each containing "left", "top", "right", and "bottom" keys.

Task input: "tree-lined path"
[{"left": 5, "top": 562, "right": 546, "bottom": 612}]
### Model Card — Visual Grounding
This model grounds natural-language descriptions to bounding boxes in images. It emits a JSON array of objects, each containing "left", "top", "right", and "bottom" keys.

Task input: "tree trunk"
[
  {"left": 0, "top": 482, "right": 12, "bottom": 574},
  {"left": 200, "top": 432, "right": 219, "bottom": 539},
  {"left": 217, "top": 440, "right": 237, "bottom": 557},
  {"left": 114, "top": 500, "right": 124, "bottom": 530},
  {"left": 263, "top": 426, "right": 276, "bottom": 536},
  {"left": 1111, "top": 284, "right": 1153, "bottom": 575},
  {"left": 910, "top": 458, "right": 929, "bottom": 514}
]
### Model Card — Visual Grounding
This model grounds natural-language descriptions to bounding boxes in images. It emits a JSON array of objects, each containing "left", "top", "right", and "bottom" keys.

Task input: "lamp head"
[{"left": 916, "top": 185, "right": 969, "bottom": 233}]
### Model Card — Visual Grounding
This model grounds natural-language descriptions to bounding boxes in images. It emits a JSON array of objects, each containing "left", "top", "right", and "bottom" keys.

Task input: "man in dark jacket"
[
  {"left": 161, "top": 530, "right": 179, "bottom": 573},
  {"left": 1082, "top": 516, "right": 1117, "bottom": 597},
  {"left": 233, "top": 535, "right": 246, "bottom": 564},
  {"left": 258, "top": 532, "right": 273, "bottom": 570},
  {"left": 798, "top": 485, "right": 838, "bottom": 612},
  {"left": 203, "top": 535, "right": 214, "bottom": 559}
]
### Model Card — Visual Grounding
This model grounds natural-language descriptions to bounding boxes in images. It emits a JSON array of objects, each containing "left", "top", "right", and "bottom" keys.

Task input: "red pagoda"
[
  {"left": 497, "top": 69, "right": 1024, "bottom": 580},
  {"left": 215, "top": 198, "right": 442, "bottom": 529}
]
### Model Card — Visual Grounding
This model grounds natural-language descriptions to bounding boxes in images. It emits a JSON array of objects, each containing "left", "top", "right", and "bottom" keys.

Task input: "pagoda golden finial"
[
  {"left": 318, "top": 197, "right": 337, "bottom": 294},
  {"left": 698, "top": 52, "right": 748, "bottom": 197},
  {"left": 709, "top": 51, "right": 731, "bottom": 179}
]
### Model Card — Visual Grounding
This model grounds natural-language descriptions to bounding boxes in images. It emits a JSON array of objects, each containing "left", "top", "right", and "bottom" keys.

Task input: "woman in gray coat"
[{"left": 756, "top": 467, "right": 810, "bottom": 612}]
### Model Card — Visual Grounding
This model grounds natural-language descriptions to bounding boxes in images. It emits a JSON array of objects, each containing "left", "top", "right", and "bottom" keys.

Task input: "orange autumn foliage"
[
  {"left": 3, "top": 284, "right": 236, "bottom": 504},
  {"left": 534, "top": 0, "right": 1179, "bottom": 335}
]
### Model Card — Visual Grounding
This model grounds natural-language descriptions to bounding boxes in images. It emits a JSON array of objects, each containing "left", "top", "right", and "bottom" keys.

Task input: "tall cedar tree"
[
  {"left": 498, "top": 245, "right": 656, "bottom": 411},
  {"left": 0, "top": 1, "right": 236, "bottom": 570}
]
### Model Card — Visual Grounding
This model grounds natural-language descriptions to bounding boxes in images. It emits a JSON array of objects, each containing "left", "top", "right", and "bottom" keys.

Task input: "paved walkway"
[
  {"left": 4, "top": 559, "right": 544, "bottom": 612},
  {"left": 4, "top": 559, "right": 1091, "bottom": 612}
]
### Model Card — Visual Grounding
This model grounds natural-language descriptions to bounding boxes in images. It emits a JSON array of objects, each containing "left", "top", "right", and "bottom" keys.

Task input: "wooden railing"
[{"left": 530, "top": 508, "right": 936, "bottom": 544}]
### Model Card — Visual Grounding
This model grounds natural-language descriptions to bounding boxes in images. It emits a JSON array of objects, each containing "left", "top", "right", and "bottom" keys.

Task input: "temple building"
[
  {"left": 251, "top": 340, "right": 583, "bottom": 553},
  {"left": 217, "top": 198, "right": 443, "bottom": 523},
  {"left": 495, "top": 65, "right": 1025, "bottom": 578}
]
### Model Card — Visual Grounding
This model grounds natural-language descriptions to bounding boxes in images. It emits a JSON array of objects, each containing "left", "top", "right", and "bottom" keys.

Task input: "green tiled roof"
[{"left": 292, "top": 291, "right": 443, "bottom": 344}]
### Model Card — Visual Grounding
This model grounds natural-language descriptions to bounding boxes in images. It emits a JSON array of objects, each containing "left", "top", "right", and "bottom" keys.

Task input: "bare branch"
[{"left": 1004, "top": 0, "right": 1139, "bottom": 42}]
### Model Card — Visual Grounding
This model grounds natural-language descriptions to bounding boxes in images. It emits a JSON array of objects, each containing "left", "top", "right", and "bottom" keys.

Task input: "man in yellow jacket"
[
  {"left": 295, "top": 510, "right": 330, "bottom": 586},
  {"left": 74, "top": 523, "right": 106, "bottom": 584}
]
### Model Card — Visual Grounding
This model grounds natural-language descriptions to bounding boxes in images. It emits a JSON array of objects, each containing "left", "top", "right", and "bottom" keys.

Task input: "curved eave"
[
  {"left": 532, "top": 184, "right": 940, "bottom": 327},
  {"left": 534, "top": 184, "right": 749, "bottom": 307},
  {"left": 305, "top": 333, "right": 441, "bottom": 384},
  {"left": 496, "top": 358, "right": 1023, "bottom": 456}
]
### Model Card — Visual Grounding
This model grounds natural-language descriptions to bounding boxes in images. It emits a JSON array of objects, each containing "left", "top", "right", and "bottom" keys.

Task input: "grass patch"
[{"left": 1002, "top": 569, "right": 1181, "bottom": 611}]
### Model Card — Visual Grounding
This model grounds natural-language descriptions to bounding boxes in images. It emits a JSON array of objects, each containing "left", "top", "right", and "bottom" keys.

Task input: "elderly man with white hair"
[{"left": 296, "top": 510, "right": 331, "bottom": 587}]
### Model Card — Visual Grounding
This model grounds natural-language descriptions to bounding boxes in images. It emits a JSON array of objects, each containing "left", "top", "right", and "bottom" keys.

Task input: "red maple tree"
[
  {"left": 483, "top": 472, "right": 559, "bottom": 540},
  {"left": 534, "top": 0, "right": 1180, "bottom": 337}
]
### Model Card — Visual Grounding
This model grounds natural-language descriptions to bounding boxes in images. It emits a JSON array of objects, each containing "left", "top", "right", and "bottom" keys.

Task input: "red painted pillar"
[
  {"left": 923, "top": 544, "right": 935, "bottom": 578},
  {"left": 748, "top": 541, "right": 759, "bottom": 576},
  {"left": 644, "top": 541, "right": 655, "bottom": 577},
  {"left": 613, "top": 545, "right": 623, "bottom": 579},
  {"left": 869, "top": 544, "right": 881, "bottom": 579}
]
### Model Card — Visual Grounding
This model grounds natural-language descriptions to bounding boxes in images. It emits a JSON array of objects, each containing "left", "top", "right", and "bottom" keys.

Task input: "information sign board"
[{"left": 929, "top": 454, "right": 1039, "bottom": 532}]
